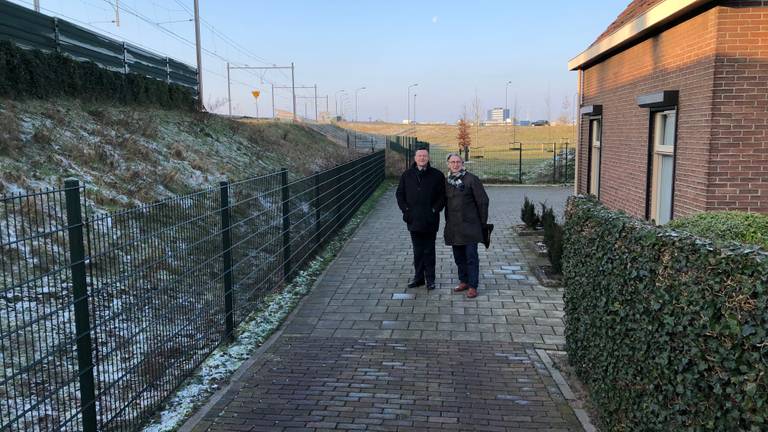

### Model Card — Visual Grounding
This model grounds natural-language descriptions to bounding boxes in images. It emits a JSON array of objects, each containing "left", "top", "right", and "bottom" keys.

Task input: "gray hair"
[{"left": 446, "top": 153, "right": 464, "bottom": 163}]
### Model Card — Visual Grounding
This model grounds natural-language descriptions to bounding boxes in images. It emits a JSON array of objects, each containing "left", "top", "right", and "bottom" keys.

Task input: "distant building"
[
  {"left": 274, "top": 109, "right": 294, "bottom": 121},
  {"left": 486, "top": 107, "right": 510, "bottom": 123}
]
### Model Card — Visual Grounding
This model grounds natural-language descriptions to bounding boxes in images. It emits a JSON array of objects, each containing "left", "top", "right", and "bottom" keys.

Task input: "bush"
[
  {"left": 0, "top": 40, "right": 195, "bottom": 110},
  {"left": 668, "top": 211, "right": 768, "bottom": 250},
  {"left": 547, "top": 223, "right": 564, "bottom": 273},
  {"left": 563, "top": 195, "right": 768, "bottom": 431},
  {"left": 540, "top": 203, "right": 555, "bottom": 242},
  {"left": 540, "top": 203, "right": 563, "bottom": 273},
  {"left": 520, "top": 196, "right": 539, "bottom": 228}
]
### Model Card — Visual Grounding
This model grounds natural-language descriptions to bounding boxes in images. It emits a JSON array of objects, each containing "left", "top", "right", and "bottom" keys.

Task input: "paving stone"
[{"left": 191, "top": 187, "right": 582, "bottom": 432}]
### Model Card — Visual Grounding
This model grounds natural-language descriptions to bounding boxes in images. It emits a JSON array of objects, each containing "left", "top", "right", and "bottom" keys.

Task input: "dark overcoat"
[
  {"left": 444, "top": 172, "right": 489, "bottom": 245},
  {"left": 395, "top": 162, "right": 446, "bottom": 233}
]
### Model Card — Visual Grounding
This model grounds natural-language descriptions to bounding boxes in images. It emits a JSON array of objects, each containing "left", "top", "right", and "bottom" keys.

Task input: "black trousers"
[{"left": 410, "top": 231, "right": 437, "bottom": 283}]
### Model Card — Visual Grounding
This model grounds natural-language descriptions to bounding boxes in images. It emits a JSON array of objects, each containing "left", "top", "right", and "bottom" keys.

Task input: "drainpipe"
[{"left": 574, "top": 68, "right": 584, "bottom": 195}]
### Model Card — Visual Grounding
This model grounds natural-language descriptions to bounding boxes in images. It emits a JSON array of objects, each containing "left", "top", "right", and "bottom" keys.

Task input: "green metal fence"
[
  {"left": 0, "top": 0, "right": 197, "bottom": 93},
  {"left": 386, "top": 135, "right": 575, "bottom": 184},
  {"left": 0, "top": 151, "right": 385, "bottom": 431}
]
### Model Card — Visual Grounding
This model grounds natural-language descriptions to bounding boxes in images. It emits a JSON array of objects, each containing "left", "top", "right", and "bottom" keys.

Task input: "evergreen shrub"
[{"left": 563, "top": 195, "right": 768, "bottom": 431}]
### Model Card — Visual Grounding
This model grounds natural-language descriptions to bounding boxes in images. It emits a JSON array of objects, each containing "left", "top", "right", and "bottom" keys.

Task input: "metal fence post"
[
  {"left": 518, "top": 147, "right": 523, "bottom": 184},
  {"left": 64, "top": 179, "right": 97, "bottom": 432},
  {"left": 313, "top": 171, "right": 321, "bottom": 248},
  {"left": 219, "top": 181, "right": 234, "bottom": 342},
  {"left": 552, "top": 142, "right": 557, "bottom": 183},
  {"left": 166, "top": 57, "right": 171, "bottom": 84},
  {"left": 564, "top": 141, "right": 569, "bottom": 184},
  {"left": 53, "top": 17, "right": 61, "bottom": 53},
  {"left": 281, "top": 169, "right": 291, "bottom": 280},
  {"left": 122, "top": 42, "right": 128, "bottom": 74},
  {"left": 346, "top": 133, "right": 350, "bottom": 150}
]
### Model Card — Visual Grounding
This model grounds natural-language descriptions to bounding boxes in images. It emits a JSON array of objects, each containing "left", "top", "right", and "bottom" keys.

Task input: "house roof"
[
  {"left": 568, "top": 0, "right": 714, "bottom": 71},
  {"left": 591, "top": 0, "right": 666, "bottom": 47}
]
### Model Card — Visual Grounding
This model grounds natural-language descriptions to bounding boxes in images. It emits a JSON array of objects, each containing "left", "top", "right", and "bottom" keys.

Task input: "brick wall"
[
  {"left": 578, "top": 8, "right": 719, "bottom": 219},
  {"left": 709, "top": 0, "right": 768, "bottom": 212},
  {"left": 578, "top": 1, "right": 768, "bottom": 218}
]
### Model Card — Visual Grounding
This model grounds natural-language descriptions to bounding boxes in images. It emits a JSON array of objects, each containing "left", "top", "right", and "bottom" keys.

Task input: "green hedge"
[
  {"left": 669, "top": 211, "right": 768, "bottom": 250},
  {"left": 0, "top": 40, "right": 194, "bottom": 110},
  {"left": 563, "top": 196, "right": 768, "bottom": 431}
]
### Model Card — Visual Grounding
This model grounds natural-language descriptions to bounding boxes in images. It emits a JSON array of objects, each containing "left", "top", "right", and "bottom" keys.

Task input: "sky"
[{"left": 10, "top": 0, "right": 631, "bottom": 123}]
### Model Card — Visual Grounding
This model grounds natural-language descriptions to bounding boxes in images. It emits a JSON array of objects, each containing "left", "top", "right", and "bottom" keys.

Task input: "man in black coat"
[{"left": 395, "top": 147, "right": 446, "bottom": 290}]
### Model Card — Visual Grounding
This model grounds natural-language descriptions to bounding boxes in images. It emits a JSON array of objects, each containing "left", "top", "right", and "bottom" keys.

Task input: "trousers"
[
  {"left": 452, "top": 243, "right": 479, "bottom": 289},
  {"left": 410, "top": 231, "right": 437, "bottom": 283}
]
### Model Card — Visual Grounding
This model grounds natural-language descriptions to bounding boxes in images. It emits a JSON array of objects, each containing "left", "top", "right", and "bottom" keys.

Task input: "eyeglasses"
[{"left": 448, "top": 160, "right": 462, "bottom": 164}]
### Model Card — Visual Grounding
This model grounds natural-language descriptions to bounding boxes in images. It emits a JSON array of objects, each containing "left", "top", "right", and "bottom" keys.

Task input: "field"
[{"left": 340, "top": 121, "right": 577, "bottom": 161}]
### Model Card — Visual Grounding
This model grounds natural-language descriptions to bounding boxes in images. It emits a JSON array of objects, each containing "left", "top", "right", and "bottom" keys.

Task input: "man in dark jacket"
[
  {"left": 444, "top": 153, "right": 489, "bottom": 299},
  {"left": 396, "top": 147, "right": 446, "bottom": 290}
]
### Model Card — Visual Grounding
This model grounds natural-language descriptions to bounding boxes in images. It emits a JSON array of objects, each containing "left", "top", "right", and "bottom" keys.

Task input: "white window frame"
[
  {"left": 649, "top": 109, "right": 676, "bottom": 224},
  {"left": 589, "top": 118, "right": 602, "bottom": 198}
]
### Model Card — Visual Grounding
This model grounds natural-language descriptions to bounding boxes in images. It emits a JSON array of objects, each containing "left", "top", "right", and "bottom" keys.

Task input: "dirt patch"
[
  {"left": 532, "top": 264, "right": 562, "bottom": 288},
  {"left": 513, "top": 226, "right": 562, "bottom": 288},
  {"left": 550, "top": 352, "right": 601, "bottom": 429}
]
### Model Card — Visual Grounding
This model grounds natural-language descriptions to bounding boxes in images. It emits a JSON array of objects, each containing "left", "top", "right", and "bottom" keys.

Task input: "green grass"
[{"left": 341, "top": 121, "right": 577, "bottom": 160}]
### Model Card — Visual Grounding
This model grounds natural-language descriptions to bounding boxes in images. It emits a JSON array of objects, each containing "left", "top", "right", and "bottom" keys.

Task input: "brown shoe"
[
  {"left": 466, "top": 287, "right": 478, "bottom": 299},
  {"left": 453, "top": 282, "right": 469, "bottom": 292}
]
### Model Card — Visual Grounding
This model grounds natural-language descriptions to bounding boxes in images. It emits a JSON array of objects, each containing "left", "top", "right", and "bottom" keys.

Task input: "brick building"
[{"left": 569, "top": 0, "right": 768, "bottom": 224}]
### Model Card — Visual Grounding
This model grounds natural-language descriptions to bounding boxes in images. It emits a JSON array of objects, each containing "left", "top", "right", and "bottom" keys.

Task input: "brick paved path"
[{"left": 190, "top": 186, "right": 581, "bottom": 432}]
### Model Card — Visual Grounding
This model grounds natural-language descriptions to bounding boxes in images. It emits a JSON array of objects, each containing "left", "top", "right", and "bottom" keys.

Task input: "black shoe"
[
  {"left": 426, "top": 282, "right": 436, "bottom": 290},
  {"left": 407, "top": 279, "right": 425, "bottom": 288}
]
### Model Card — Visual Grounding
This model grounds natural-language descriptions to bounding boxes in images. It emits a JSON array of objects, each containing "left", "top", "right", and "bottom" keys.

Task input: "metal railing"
[
  {"left": 0, "top": 150, "right": 385, "bottom": 431},
  {"left": 0, "top": 0, "right": 197, "bottom": 93}
]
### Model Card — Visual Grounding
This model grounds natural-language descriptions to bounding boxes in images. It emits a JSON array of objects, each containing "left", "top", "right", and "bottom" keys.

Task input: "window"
[
  {"left": 649, "top": 110, "right": 676, "bottom": 224},
  {"left": 588, "top": 118, "right": 602, "bottom": 198}
]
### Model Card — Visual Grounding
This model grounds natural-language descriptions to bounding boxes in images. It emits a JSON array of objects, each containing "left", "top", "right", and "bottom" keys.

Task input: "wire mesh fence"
[
  {"left": 385, "top": 135, "right": 574, "bottom": 184},
  {"left": 0, "top": 150, "right": 385, "bottom": 431}
]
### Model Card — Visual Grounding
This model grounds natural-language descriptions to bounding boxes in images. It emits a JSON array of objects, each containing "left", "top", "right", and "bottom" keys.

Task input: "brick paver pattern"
[{"left": 193, "top": 186, "right": 581, "bottom": 431}]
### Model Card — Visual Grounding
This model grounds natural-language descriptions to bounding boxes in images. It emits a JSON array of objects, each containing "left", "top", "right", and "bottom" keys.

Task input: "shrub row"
[
  {"left": 669, "top": 211, "right": 768, "bottom": 250},
  {"left": 563, "top": 195, "right": 768, "bottom": 431},
  {"left": 520, "top": 197, "right": 563, "bottom": 273},
  {"left": 540, "top": 203, "right": 563, "bottom": 273},
  {"left": 0, "top": 40, "right": 195, "bottom": 110}
]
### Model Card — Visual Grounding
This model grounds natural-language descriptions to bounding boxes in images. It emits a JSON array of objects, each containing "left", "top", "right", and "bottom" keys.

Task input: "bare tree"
[
  {"left": 557, "top": 95, "right": 571, "bottom": 125},
  {"left": 457, "top": 111, "right": 471, "bottom": 161},
  {"left": 471, "top": 91, "right": 481, "bottom": 161}
]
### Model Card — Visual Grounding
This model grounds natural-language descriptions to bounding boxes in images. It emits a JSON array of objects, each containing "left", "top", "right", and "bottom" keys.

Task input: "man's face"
[
  {"left": 448, "top": 156, "right": 463, "bottom": 173},
  {"left": 414, "top": 150, "right": 429, "bottom": 168}
]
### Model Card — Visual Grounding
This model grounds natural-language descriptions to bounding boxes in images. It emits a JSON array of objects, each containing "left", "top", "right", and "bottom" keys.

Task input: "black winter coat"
[
  {"left": 395, "top": 163, "right": 446, "bottom": 233},
  {"left": 444, "top": 172, "right": 489, "bottom": 245}
]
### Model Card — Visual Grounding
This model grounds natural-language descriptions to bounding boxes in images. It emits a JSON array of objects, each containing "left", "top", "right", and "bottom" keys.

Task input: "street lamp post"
[
  {"left": 415, "top": 94, "right": 419, "bottom": 124},
  {"left": 505, "top": 80, "right": 512, "bottom": 123},
  {"left": 407, "top": 83, "right": 418, "bottom": 124},
  {"left": 335, "top": 90, "right": 345, "bottom": 118},
  {"left": 340, "top": 93, "right": 350, "bottom": 118},
  {"left": 355, "top": 87, "right": 366, "bottom": 122}
]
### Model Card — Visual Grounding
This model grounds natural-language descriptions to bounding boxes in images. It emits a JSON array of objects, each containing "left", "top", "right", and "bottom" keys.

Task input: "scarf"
[{"left": 447, "top": 169, "right": 467, "bottom": 190}]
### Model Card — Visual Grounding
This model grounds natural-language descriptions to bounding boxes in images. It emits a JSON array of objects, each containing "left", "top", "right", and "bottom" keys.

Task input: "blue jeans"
[{"left": 452, "top": 243, "right": 479, "bottom": 289}]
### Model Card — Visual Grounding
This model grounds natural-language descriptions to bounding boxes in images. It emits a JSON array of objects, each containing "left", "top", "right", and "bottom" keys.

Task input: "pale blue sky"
[{"left": 11, "top": 0, "right": 630, "bottom": 122}]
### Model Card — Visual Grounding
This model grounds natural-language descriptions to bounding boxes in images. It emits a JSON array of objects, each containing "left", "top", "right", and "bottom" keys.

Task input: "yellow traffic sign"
[{"left": 251, "top": 90, "right": 260, "bottom": 98}]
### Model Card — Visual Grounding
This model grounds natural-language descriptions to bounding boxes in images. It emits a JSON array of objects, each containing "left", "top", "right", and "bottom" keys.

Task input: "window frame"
[
  {"left": 645, "top": 108, "right": 678, "bottom": 223},
  {"left": 587, "top": 116, "right": 603, "bottom": 199}
]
